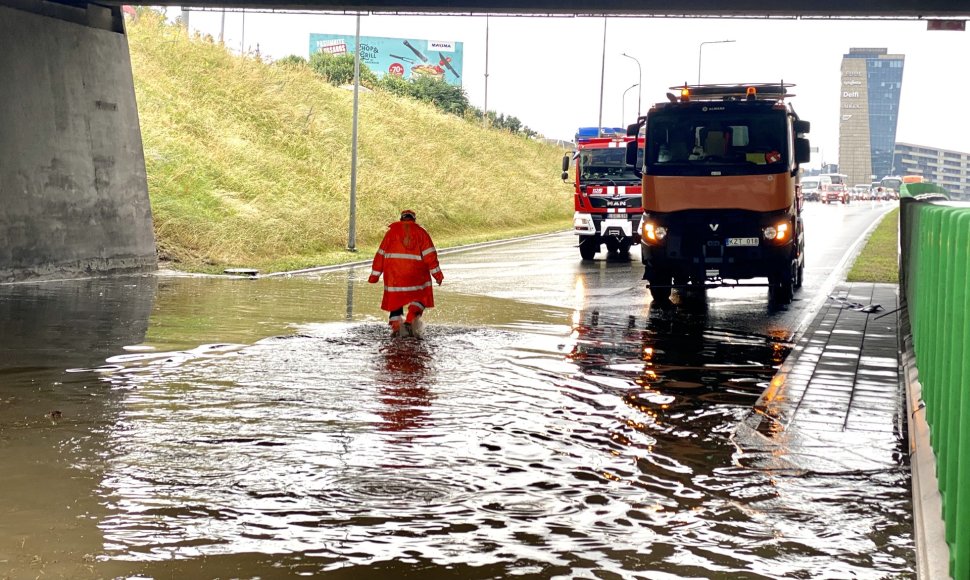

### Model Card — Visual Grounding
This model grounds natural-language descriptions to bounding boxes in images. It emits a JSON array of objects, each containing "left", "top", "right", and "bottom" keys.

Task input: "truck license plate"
[{"left": 726, "top": 237, "right": 759, "bottom": 247}]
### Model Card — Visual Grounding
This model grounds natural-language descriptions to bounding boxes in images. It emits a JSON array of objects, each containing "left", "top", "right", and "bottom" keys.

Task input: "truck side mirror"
[
  {"left": 561, "top": 171, "right": 569, "bottom": 181},
  {"left": 625, "top": 141, "right": 642, "bottom": 178},
  {"left": 795, "top": 138, "right": 811, "bottom": 164},
  {"left": 794, "top": 119, "right": 811, "bottom": 135},
  {"left": 626, "top": 122, "right": 639, "bottom": 137},
  {"left": 561, "top": 154, "right": 569, "bottom": 172}
]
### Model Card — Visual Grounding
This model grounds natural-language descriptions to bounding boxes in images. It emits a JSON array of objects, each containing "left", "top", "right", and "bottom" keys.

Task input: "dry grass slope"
[{"left": 128, "top": 13, "right": 572, "bottom": 273}]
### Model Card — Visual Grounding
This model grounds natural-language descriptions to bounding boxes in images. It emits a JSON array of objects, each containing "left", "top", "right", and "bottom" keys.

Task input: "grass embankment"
[
  {"left": 846, "top": 207, "right": 899, "bottom": 284},
  {"left": 128, "top": 14, "right": 572, "bottom": 273}
]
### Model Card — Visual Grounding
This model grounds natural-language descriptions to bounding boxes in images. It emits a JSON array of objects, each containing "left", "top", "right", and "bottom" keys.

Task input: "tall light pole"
[
  {"left": 348, "top": 12, "right": 361, "bottom": 251},
  {"left": 596, "top": 17, "right": 607, "bottom": 136},
  {"left": 621, "top": 52, "right": 641, "bottom": 119},
  {"left": 240, "top": 10, "right": 246, "bottom": 54},
  {"left": 622, "top": 83, "right": 638, "bottom": 125},
  {"left": 697, "top": 39, "right": 735, "bottom": 85},
  {"left": 483, "top": 15, "right": 490, "bottom": 127}
]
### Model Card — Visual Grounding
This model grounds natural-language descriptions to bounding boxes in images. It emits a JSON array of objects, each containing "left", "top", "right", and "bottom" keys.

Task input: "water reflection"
[
  {"left": 376, "top": 338, "right": 435, "bottom": 443},
  {"left": 0, "top": 275, "right": 156, "bottom": 578},
  {"left": 0, "top": 272, "right": 914, "bottom": 578}
]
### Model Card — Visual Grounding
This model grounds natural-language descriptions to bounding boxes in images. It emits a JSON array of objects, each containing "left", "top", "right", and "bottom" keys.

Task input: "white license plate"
[{"left": 726, "top": 237, "right": 759, "bottom": 247}]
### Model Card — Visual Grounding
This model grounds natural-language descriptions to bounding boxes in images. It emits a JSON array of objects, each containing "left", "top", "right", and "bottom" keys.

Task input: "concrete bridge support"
[{"left": 0, "top": 1, "right": 156, "bottom": 283}]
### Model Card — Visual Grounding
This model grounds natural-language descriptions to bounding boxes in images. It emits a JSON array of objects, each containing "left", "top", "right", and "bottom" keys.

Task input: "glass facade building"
[{"left": 838, "top": 48, "right": 904, "bottom": 188}]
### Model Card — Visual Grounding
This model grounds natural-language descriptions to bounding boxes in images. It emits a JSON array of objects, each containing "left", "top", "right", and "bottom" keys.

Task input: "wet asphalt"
[{"left": 0, "top": 200, "right": 907, "bottom": 579}]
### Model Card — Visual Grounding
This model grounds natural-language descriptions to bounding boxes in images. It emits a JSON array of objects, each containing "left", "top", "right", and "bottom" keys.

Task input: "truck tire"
[
  {"left": 768, "top": 274, "right": 793, "bottom": 306},
  {"left": 579, "top": 237, "right": 598, "bottom": 261},
  {"left": 647, "top": 269, "right": 672, "bottom": 302},
  {"left": 605, "top": 238, "right": 620, "bottom": 254},
  {"left": 650, "top": 285, "right": 671, "bottom": 302}
]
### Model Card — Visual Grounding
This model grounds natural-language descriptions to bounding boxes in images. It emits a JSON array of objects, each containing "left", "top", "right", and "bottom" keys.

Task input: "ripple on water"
[{"left": 93, "top": 315, "right": 912, "bottom": 577}]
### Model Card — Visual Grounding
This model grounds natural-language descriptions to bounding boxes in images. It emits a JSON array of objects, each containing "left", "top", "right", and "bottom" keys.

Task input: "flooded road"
[{"left": 0, "top": 203, "right": 912, "bottom": 578}]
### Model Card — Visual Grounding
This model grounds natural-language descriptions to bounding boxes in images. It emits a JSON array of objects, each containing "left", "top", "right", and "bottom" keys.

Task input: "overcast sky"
[{"left": 176, "top": 9, "right": 969, "bottom": 169}]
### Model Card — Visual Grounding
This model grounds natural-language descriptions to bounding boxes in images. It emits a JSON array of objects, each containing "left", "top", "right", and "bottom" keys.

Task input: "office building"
[
  {"left": 838, "top": 48, "right": 904, "bottom": 188},
  {"left": 894, "top": 143, "right": 970, "bottom": 200}
]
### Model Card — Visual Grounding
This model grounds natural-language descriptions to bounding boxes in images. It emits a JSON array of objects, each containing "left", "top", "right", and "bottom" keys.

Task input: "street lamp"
[
  {"left": 697, "top": 39, "right": 735, "bottom": 85},
  {"left": 621, "top": 52, "right": 642, "bottom": 119},
  {"left": 622, "top": 83, "right": 639, "bottom": 125}
]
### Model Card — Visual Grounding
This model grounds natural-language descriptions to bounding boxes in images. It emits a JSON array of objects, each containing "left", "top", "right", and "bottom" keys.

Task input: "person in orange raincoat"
[{"left": 368, "top": 209, "right": 444, "bottom": 336}]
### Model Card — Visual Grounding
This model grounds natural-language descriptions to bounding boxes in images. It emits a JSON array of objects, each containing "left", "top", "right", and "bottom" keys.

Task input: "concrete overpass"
[{"left": 1, "top": 0, "right": 968, "bottom": 283}]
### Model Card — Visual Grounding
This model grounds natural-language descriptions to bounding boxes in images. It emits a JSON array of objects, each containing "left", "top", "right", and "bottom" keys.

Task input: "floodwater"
[{"left": 0, "top": 267, "right": 913, "bottom": 579}]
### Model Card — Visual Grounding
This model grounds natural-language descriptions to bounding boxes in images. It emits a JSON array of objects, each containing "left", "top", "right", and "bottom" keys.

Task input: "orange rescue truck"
[{"left": 625, "top": 83, "right": 812, "bottom": 305}]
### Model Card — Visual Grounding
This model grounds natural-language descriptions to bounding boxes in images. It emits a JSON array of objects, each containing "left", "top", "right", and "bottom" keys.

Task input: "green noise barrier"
[{"left": 900, "top": 197, "right": 970, "bottom": 580}]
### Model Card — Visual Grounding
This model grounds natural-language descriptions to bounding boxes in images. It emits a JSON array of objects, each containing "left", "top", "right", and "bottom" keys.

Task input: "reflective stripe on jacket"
[{"left": 370, "top": 221, "right": 443, "bottom": 312}]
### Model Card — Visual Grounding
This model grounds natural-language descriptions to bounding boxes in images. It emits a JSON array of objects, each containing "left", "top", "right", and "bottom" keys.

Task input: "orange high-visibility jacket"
[{"left": 368, "top": 221, "right": 443, "bottom": 312}]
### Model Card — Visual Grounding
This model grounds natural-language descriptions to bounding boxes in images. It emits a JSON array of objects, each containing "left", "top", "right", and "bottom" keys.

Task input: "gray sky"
[{"left": 178, "top": 9, "right": 969, "bottom": 169}]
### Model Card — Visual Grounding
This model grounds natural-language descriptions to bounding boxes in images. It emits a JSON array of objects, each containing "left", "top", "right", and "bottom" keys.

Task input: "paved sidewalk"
[
  {"left": 735, "top": 282, "right": 904, "bottom": 473},
  {"left": 734, "top": 282, "right": 949, "bottom": 579}
]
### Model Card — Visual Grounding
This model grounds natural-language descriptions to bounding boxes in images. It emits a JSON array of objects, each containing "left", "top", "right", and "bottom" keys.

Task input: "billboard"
[{"left": 309, "top": 34, "right": 464, "bottom": 87}]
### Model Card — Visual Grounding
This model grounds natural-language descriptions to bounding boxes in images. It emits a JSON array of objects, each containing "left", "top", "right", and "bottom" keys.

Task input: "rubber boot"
[{"left": 405, "top": 303, "right": 424, "bottom": 324}]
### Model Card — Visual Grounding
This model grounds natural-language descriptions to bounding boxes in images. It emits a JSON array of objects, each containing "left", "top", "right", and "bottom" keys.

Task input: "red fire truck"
[{"left": 561, "top": 128, "right": 645, "bottom": 260}]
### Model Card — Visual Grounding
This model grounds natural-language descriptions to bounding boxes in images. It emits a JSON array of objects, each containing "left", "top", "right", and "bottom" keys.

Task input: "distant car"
[
  {"left": 800, "top": 178, "right": 821, "bottom": 202},
  {"left": 822, "top": 183, "right": 849, "bottom": 204},
  {"left": 873, "top": 186, "right": 892, "bottom": 201}
]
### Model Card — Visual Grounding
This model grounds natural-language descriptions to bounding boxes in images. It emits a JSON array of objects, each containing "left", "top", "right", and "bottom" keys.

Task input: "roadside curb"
[{"left": 159, "top": 230, "right": 572, "bottom": 280}]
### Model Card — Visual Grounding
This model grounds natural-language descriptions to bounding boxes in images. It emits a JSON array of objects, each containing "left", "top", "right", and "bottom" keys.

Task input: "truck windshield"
[
  {"left": 645, "top": 109, "right": 789, "bottom": 177},
  {"left": 579, "top": 147, "right": 641, "bottom": 184},
  {"left": 881, "top": 177, "right": 903, "bottom": 191}
]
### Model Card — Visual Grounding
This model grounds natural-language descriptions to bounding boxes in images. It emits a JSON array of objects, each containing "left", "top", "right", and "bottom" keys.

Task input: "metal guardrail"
[{"left": 899, "top": 196, "right": 970, "bottom": 580}]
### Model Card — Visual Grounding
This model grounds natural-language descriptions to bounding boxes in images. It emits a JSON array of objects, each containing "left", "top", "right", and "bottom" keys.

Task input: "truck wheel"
[
  {"left": 650, "top": 285, "right": 671, "bottom": 302},
  {"left": 647, "top": 270, "right": 672, "bottom": 302},
  {"left": 579, "top": 237, "right": 598, "bottom": 261},
  {"left": 605, "top": 238, "right": 620, "bottom": 254},
  {"left": 794, "top": 259, "right": 804, "bottom": 289},
  {"left": 768, "top": 275, "right": 793, "bottom": 306}
]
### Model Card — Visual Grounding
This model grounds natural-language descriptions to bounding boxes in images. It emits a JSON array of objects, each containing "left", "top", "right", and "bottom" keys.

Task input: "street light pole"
[
  {"left": 348, "top": 12, "right": 361, "bottom": 251},
  {"left": 621, "top": 52, "right": 641, "bottom": 118},
  {"left": 596, "top": 17, "right": 607, "bottom": 136},
  {"left": 697, "top": 39, "right": 735, "bottom": 85},
  {"left": 622, "top": 83, "right": 638, "bottom": 125},
  {"left": 483, "top": 14, "right": 490, "bottom": 127}
]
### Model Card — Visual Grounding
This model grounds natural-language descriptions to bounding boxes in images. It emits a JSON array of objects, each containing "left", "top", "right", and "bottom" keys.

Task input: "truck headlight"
[
  {"left": 762, "top": 222, "right": 789, "bottom": 243},
  {"left": 643, "top": 221, "right": 667, "bottom": 243}
]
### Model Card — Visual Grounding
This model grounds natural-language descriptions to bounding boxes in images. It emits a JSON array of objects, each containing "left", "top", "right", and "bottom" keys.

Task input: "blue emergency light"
[{"left": 575, "top": 127, "right": 626, "bottom": 143}]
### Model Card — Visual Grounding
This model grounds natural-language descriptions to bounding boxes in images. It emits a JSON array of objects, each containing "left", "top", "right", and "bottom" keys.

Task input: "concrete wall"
[{"left": 0, "top": 1, "right": 156, "bottom": 283}]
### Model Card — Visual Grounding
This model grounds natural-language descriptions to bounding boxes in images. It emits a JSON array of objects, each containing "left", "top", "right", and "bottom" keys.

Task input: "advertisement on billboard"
[{"left": 309, "top": 34, "right": 464, "bottom": 87}]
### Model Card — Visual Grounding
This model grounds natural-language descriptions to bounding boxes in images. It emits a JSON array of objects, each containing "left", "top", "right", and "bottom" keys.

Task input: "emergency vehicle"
[
  {"left": 625, "top": 83, "right": 812, "bottom": 305},
  {"left": 562, "top": 127, "right": 645, "bottom": 260}
]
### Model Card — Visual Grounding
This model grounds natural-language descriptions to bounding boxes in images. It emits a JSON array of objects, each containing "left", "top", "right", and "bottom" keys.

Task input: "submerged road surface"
[{"left": 0, "top": 202, "right": 910, "bottom": 579}]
